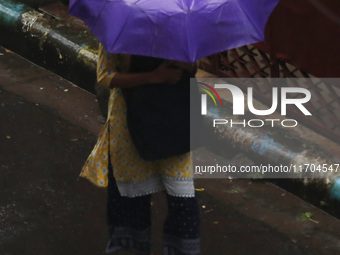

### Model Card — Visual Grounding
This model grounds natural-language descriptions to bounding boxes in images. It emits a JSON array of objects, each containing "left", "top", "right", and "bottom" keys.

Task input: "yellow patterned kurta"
[{"left": 80, "top": 45, "right": 194, "bottom": 197}]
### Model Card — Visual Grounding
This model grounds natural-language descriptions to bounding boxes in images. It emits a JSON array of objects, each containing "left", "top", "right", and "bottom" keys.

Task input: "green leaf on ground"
[
  {"left": 301, "top": 212, "right": 319, "bottom": 224},
  {"left": 227, "top": 189, "right": 239, "bottom": 194},
  {"left": 320, "top": 201, "right": 327, "bottom": 206}
]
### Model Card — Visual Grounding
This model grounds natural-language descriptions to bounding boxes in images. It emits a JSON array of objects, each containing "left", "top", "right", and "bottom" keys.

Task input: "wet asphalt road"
[
  {"left": 0, "top": 89, "right": 107, "bottom": 255},
  {"left": 1, "top": 47, "right": 340, "bottom": 255}
]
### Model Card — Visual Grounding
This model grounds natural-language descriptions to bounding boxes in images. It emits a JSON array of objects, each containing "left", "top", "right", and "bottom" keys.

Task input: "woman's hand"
[
  {"left": 151, "top": 61, "right": 183, "bottom": 84},
  {"left": 170, "top": 61, "right": 197, "bottom": 74},
  {"left": 109, "top": 59, "right": 196, "bottom": 88}
]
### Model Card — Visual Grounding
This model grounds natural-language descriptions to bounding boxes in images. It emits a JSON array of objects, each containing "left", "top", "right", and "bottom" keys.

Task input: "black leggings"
[{"left": 106, "top": 163, "right": 200, "bottom": 255}]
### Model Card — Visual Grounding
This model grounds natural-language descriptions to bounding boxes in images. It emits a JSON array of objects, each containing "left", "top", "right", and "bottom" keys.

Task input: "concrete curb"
[
  {"left": 0, "top": 0, "right": 98, "bottom": 93},
  {"left": 202, "top": 97, "right": 339, "bottom": 196}
]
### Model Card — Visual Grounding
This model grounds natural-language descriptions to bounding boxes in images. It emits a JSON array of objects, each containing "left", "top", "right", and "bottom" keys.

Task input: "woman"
[{"left": 81, "top": 44, "right": 200, "bottom": 255}]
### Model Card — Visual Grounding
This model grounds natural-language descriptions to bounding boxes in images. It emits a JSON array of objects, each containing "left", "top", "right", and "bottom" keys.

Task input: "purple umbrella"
[{"left": 69, "top": 0, "right": 280, "bottom": 63}]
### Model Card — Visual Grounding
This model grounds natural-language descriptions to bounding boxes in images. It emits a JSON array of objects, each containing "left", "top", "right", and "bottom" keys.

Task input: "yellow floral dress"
[{"left": 80, "top": 44, "right": 195, "bottom": 197}]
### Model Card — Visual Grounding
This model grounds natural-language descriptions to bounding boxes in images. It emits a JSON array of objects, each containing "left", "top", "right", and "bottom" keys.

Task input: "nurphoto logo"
[{"left": 198, "top": 82, "right": 312, "bottom": 128}]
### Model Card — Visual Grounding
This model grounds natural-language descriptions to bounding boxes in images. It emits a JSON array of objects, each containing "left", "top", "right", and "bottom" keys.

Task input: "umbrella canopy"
[{"left": 69, "top": 0, "right": 280, "bottom": 63}]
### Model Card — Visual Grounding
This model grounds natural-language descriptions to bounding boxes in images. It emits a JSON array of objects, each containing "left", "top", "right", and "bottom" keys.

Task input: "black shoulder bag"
[{"left": 121, "top": 55, "right": 201, "bottom": 160}]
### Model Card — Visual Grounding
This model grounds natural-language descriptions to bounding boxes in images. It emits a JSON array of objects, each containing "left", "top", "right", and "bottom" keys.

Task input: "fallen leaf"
[
  {"left": 301, "top": 212, "right": 319, "bottom": 224},
  {"left": 195, "top": 188, "right": 205, "bottom": 192},
  {"left": 227, "top": 189, "right": 239, "bottom": 194},
  {"left": 320, "top": 201, "right": 327, "bottom": 206}
]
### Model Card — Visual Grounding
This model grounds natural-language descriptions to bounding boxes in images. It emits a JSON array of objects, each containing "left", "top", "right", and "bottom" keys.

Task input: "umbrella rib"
[
  {"left": 91, "top": 1, "right": 110, "bottom": 28},
  {"left": 101, "top": 2, "right": 134, "bottom": 52},
  {"left": 185, "top": 12, "right": 195, "bottom": 62},
  {"left": 133, "top": 4, "right": 158, "bottom": 24},
  {"left": 236, "top": 1, "right": 265, "bottom": 39}
]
